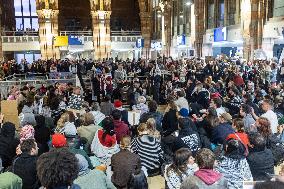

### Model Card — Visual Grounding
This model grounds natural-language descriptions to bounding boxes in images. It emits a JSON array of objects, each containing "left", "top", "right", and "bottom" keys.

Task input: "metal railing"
[
  {"left": 60, "top": 31, "right": 93, "bottom": 36},
  {"left": 1, "top": 36, "right": 39, "bottom": 43},
  {"left": 111, "top": 36, "right": 142, "bottom": 42},
  {"left": 2, "top": 31, "right": 39, "bottom": 36},
  {"left": 111, "top": 31, "right": 141, "bottom": 36}
]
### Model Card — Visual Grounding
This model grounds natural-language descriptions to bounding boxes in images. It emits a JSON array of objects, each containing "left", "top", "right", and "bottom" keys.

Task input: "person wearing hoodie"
[
  {"left": 112, "top": 110, "right": 129, "bottom": 144},
  {"left": 215, "top": 139, "right": 253, "bottom": 189},
  {"left": 91, "top": 117, "right": 119, "bottom": 166},
  {"left": 74, "top": 154, "right": 116, "bottom": 189},
  {"left": 165, "top": 148, "right": 198, "bottom": 189},
  {"left": 172, "top": 118, "right": 201, "bottom": 156},
  {"left": 246, "top": 133, "right": 274, "bottom": 181},
  {"left": 181, "top": 148, "right": 228, "bottom": 189},
  {"left": 239, "top": 104, "right": 256, "bottom": 133},
  {"left": 0, "top": 122, "right": 20, "bottom": 169}
]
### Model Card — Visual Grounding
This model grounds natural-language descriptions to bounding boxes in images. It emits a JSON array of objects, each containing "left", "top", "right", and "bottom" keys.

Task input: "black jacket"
[
  {"left": 0, "top": 123, "right": 20, "bottom": 169},
  {"left": 247, "top": 149, "right": 274, "bottom": 181},
  {"left": 172, "top": 127, "right": 201, "bottom": 156},
  {"left": 162, "top": 109, "right": 178, "bottom": 136},
  {"left": 13, "top": 153, "right": 40, "bottom": 189}
]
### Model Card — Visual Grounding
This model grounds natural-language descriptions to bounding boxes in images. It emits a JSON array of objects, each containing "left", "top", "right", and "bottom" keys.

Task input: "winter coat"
[
  {"left": 12, "top": 153, "right": 39, "bottom": 189},
  {"left": 77, "top": 124, "right": 102, "bottom": 148},
  {"left": 113, "top": 120, "right": 130, "bottom": 144},
  {"left": 181, "top": 169, "right": 228, "bottom": 189},
  {"left": 162, "top": 109, "right": 178, "bottom": 137},
  {"left": 0, "top": 124, "right": 20, "bottom": 169},
  {"left": 172, "top": 127, "right": 201, "bottom": 156},
  {"left": 247, "top": 148, "right": 274, "bottom": 181},
  {"left": 0, "top": 172, "right": 22, "bottom": 189},
  {"left": 111, "top": 149, "right": 141, "bottom": 188},
  {"left": 211, "top": 122, "right": 235, "bottom": 145}
]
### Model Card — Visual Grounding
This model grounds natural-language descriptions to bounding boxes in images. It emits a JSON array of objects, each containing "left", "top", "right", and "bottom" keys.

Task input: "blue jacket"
[{"left": 211, "top": 122, "right": 235, "bottom": 145}]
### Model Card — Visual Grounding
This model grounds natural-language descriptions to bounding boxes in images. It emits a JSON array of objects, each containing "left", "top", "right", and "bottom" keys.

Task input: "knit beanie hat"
[
  {"left": 114, "top": 100, "right": 123, "bottom": 108},
  {"left": 179, "top": 108, "right": 189, "bottom": 117},
  {"left": 20, "top": 125, "right": 35, "bottom": 143},
  {"left": 52, "top": 134, "right": 67, "bottom": 148}
]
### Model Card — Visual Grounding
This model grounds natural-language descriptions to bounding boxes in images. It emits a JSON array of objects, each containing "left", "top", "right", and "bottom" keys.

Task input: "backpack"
[{"left": 268, "top": 134, "right": 284, "bottom": 166}]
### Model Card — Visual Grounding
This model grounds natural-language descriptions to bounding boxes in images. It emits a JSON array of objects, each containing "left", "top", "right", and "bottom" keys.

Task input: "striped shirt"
[{"left": 131, "top": 135, "right": 163, "bottom": 171}]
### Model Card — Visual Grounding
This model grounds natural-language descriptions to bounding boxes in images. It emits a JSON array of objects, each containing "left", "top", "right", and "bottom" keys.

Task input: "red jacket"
[
  {"left": 226, "top": 132, "right": 249, "bottom": 149},
  {"left": 113, "top": 120, "right": 130, "bottom": 144}
]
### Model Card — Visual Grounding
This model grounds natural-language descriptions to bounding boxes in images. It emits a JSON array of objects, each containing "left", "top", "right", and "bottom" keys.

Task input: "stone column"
[
  {"left": 194, "top": 0, "right": 205, "bottom": 58},
  {"left": 224, "top": 0, "right": 228, "bottom": 26},
  {"left": 36, "top": 0, "right": 60, "bottom": 60},
  {"left": 90, "top": 0, "right": 111, "bottom": 60},
  {"left": 0, "top": 7, "right": 3, "bottom": 61},
  {"left": 138, "top": 0, "right": 152, "bottom": 59},
  {"left": 241, "top": 0, "right": 265, "bottom": 61}
]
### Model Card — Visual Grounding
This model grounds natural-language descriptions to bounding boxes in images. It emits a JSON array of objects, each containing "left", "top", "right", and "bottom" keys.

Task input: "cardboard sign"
[
  {"left": 128, "top": 111, "right": 141, "bottom": 126},
  {"left": 1, "top": 100, "right": 19, "bottom": 130}
]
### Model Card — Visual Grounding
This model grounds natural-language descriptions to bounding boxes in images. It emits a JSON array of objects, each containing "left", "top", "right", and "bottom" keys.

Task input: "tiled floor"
[{"left": 148, "top": 176, "right": 165, "bottom": 189}]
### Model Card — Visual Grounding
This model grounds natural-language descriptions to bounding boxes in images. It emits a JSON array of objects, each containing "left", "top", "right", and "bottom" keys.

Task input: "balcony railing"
[
  {"left": 59, "top": 31, "right": 93, "bottom": 36},
  {"left": 1, "top": 36, "right": 39, "bottom": 43},
  {"left": 111, "top": 31, "right": 141, "bottom": 36},
  {"left": 2, "top": 31, "right": 39, "bottom": 36}
]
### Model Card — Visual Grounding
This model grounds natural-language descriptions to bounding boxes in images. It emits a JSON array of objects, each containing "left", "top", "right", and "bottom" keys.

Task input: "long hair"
[
  {"left": 257, "top": 117, "right": 272, "bottom": 138},
  {"left": 167, "top": 148, "right": 192, "bottom": 178},
  {"left": 101, "top": 117, "right": 115, "bottom": 142}
]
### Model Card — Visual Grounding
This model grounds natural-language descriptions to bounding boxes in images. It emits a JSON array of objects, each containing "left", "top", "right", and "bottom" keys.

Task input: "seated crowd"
[{"left": 0, "top": 57, "right": 284, "bottom": 189}]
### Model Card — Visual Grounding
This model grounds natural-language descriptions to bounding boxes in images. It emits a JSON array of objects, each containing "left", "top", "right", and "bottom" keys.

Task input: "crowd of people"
[{"left": 0, "top": 56, "right": 284, "bottom": 189}]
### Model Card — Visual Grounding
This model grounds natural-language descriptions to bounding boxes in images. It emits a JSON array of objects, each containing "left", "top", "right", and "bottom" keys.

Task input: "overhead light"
[{"left": 186, "top": 2, "right": 192, "bottom": 6}]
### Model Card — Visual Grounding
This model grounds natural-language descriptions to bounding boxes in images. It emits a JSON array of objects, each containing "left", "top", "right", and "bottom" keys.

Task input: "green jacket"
[{"left": 0, "top": 172, "right": 22, "bottom": 189}]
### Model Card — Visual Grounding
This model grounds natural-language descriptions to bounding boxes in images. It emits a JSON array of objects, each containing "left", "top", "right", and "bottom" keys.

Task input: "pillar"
[
  {"left": 241, "top": 0, "right": 265, "bottom": 61},
  {"left": 138, "top": 0, "right": 152, "bottom": 59},
  {"left": 194, "top": 0, "right": 206, "bottom": 58},
  {"left": 0, "top": 7, "right": 3, "bottom": 61},
  {"left": 90, "top": 0, "right": 111, "bottom": 60},
  {"left": 164, "top": 2, "right": 172, "bottom": 57},
  {"left": 36, "top": 0, "right": 60, "bottom": 60}
]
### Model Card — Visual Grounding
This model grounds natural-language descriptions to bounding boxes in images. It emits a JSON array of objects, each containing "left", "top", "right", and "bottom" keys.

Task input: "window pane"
[
  {"left": 16, "top": 18, "right": 23, "bottom": 30},
  {"left": 22, "top": 0, "right": 30, "bottom": 16},
  {"left": 31, "top": 18, "right": 39, "bottom": 30},
  {"left": 24, "top": 18, "right": 31, "bottom": 30},
  {"left": 14, "top": 0, "right": 22, "bottom": 16},
  {"left": 16, "top": 53, "right": 25, "bottom": 64},
  {"left": 30, "top": 0, "right": 37, "bottom": 16},
  {"left": 24, "top": 54, "right": 34, "bottom": 63},
  {"left": 34, "top": 54, "right": 41, "bottom": 61}
]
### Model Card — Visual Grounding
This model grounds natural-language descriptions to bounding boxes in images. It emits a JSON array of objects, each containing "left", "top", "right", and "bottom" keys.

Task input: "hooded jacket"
[
  {"left": 0, "top": 122, "right": 20, "bottom": 168},
  {"left": 172, "top": 127, "right": 201, "bottom": 156},
  {"left": 181, "top": 169, "right": 228, "bottom": 189},
  {"left": 113, "top": 120, "right": 130, "bottom": 144}
]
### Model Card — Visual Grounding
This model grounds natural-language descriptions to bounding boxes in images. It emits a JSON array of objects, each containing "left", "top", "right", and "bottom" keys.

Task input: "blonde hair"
[
  {"left": 56, "top": 112, "right": 71, "bottom": 130},
  {"left": 80, "top": 113, "right": 94, "bottom": 126},
  {"left": 146, "top": 118, "right": 156, "bottom": 131},
  {"left": 137, "top": 123, "right": 149, "bottom": 135},
  {"left": 120, "top": 136, "right": 131, "bottom": 149}
]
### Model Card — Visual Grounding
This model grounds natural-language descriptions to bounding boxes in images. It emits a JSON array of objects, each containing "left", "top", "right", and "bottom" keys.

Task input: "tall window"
[
  {"left": 14, "top": 0, "right": 39, "bottom": 31},
  {"left": 218, "top": 0, "right": 225, "bottom": 27}
]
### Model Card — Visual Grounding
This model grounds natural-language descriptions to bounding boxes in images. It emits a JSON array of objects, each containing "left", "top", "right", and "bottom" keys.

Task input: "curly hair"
[
  {"left": 257, "top": 117, "right": 272, "bottom": 138},
  {"left": 196, "top": 148, "right": 215, "bottom": 169},
  {"left": 36, "top": 148, "right": 79, "bottom": 188}
]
